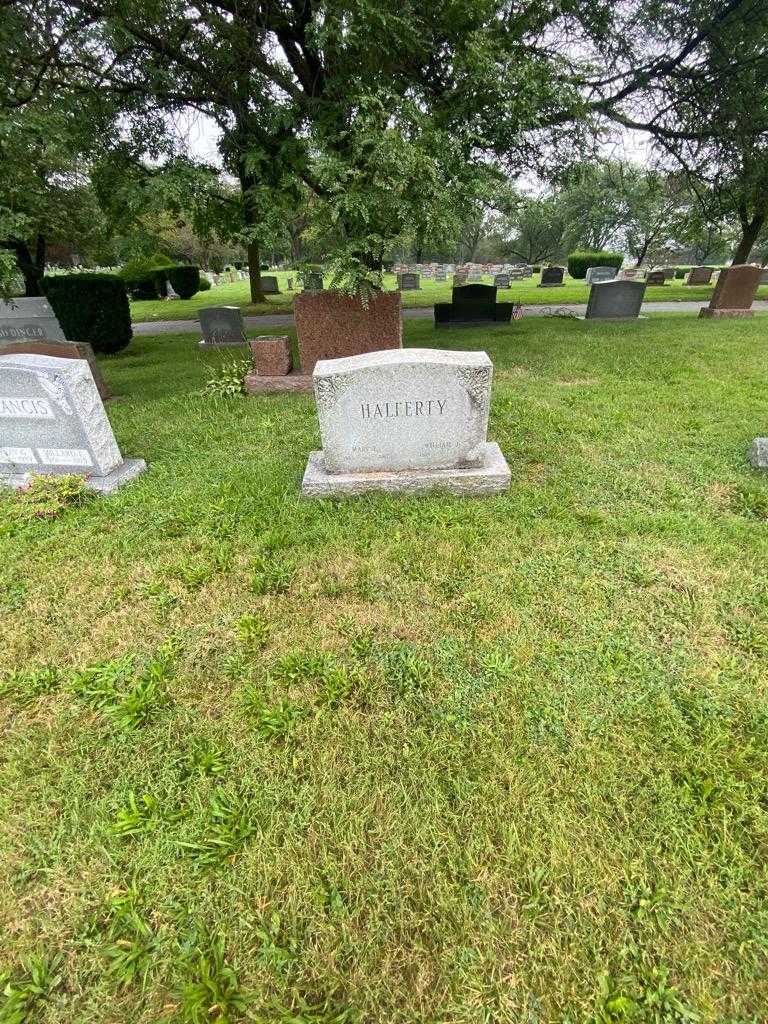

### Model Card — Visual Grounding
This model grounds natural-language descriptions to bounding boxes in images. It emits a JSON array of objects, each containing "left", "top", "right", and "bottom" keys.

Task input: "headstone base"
[
  {"left": 537, "top": 283, "right": 564, "bottom": 288},
  {"left": 244, "top": 371, "right": 313, "bottom": 394},
  {"left": 301, "top": 442, "right": 511, "bottom": 498},
  {"left": 199, "top": 337, "right": 247, "bottom": 348},
  {"left": 577, "top": 315, "right": 648, "bottom": 322},
  {"left": 699, "top": 308, "right": 754, "bottom": 318},
  {"left": 2, "top": 458, "right": 147, "bottom": 495},
  {"left": 749, "top": 438, "right": 768, "bottom": 469}
]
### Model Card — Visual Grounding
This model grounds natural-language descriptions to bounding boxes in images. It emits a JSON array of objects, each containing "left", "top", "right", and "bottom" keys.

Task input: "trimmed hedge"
[
  {"left": 167, "top": 264, "right": 201, "bottom": 299},
  {"left": 567, "top": 251, "right": 624, "bottom": 279},
  {"left": 44, "top": 273, "right": 132, "bottom": 355},
  {"left": 119, "top": 254, "right": 173, "bottom": 299},
  {"left": 198, "top": 277, "right": 212, "bottom": 291}
]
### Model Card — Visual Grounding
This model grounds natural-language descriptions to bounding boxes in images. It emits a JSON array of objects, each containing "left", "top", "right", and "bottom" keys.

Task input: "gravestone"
[
  {"left": 699, "top": 264, "right": 761, "bottom": 318},
  {"left": 293, "top": 289, "right": 402, "bottom": 376},
  {"left": 435, "top": 284, "right": 513, "bottom": 327},
  {"left": 0, "top": 298, "right": 66, "bottom": 344},
  {"left": 0, "top": 354, "right": 145, "bottom": 492},
  {"left": 585, "top": 266, "right": 616, "bottom": 285},
  {"left": 538, "top": 266, "right": 565, "bottom": 287},
  {"left": 302, "top": 348, "right": 511, "bottom": 497},
  {"left": 199, "top": 306, "right": 246, "bottom": 347},
  {"left": 249, "top": 336, "right": 291, "bottom": 377},
  {"left": 261, "top": 276, "right": 280, "bottom": 295},
  {"left": 618, "top": 268, "right": 642, "bottom": 280},
  {"left": 494, "top": 273, "right": 511, "bottom": 289},
  {"left": 582, "top": 280, "right": 647, "bottom": 321},
  {"left": 749, "top": 438, "right": 768, "bottom": 469},
  {"left": 453, "top": 272, "right": 468, "bottom": 286},
  {"left": 660, "top": 267, "right": 676, "bottom": 281},
  {"left": 760, "top": 267, "right": 768, "bottom": 285},
  {"left": 467, "top": 270, "right": 484, "bottom": 282},
  {"left": 434, "top": 269, "right": 447, "bottom": 282},
  {"left": 685, "top": 266, "right": 714, "bottom": 285},
  {"left": 0, "top": 339, "right": 109, "bottom": 401},
  {"left": 397, "top": 272, "right": 420, "bottom": 291},
  {"left": 645, "top": 270, "right": 667, "bottom": 286},
  {"left": 508, "top": 268, "right": 524, "bottom": 281}
]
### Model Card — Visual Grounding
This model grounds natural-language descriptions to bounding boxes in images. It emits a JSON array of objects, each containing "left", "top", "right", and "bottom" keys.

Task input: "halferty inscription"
[{"left": 360, "top": 398, "right": 447, "bottom": 420}]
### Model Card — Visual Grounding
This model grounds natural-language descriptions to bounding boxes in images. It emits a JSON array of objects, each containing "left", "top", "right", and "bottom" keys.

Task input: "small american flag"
[{"left": 512, "top": 303, "right": 524, "bottom": 320}]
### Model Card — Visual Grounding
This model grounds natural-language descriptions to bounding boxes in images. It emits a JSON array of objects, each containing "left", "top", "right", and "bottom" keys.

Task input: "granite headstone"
[
  {"left": 585, "top": 266, "right": 617, "bottom": 285},
  {"left": 645, "top": 270, "right": 666, "bottom": 286},
  {"left": 0, "top": 354, "right": 145, "bottom": 492},
  {"left": 398, "top": 272, "right": 421, "bottom": 291},
  {"left": 538, "top": 266, "right": 565, "bottom": 287},
  {"left": 583, "top": 279, "right": 647, "bottom": 320},
  {"left": 302, "top": 348, "right": 510, "bottom": 496},
  {"left": 261, "top": 276, "right": 280, "bottom": 295},
  {"left": 199, "top": 306, "right": 247, "bottom": 347},
  {"left": 685, "top": 266, "right": 714, "bottom": 285},
  {"left": 699, "top": 264, "right": 761, "bottom": 318}
]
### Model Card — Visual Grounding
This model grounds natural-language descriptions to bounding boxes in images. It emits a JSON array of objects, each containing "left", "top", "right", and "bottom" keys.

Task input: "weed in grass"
[
  {"left": 267, "top": 650, "right": 357, "bottom": 706},
  {"left": 110, "top": 792, "right": 162, "bottom": 838},
  {"left": 200, "top": 357, "right": 251, "bottom": 398},
  {"left": 179, "top": 788, "right": 258, "bottom": 866},
  {"left": 70, "top": 652, "right": 136, "bottom": 708},
  {"left": 0, "top": 577, "right": 26, "bottom": 612},
  {"left": 377, "top": 642, "right": 434, "bottom": 695},
  {"left": 253, "top": 913, "right": 298, "bottom": 974},
  {"left": 243, "top": 691, "right": 304, "bottom": 741},
  {"left": 70, "top": 647, "right": 172, "bottom": 730},
  {"left": 140, "top": 579, "right": 180, "bottom": 612},
  {"left": 250, "top": 553, "right": 296, "bottom": 596},
  {"left": 0, "top": 665, "right": 61, "bottom": 705},
  {"left": 236, "top": 611, "right": 271, "bottom": 653},
  {"left": 101, "top": 889, "right": 158, "bottom": 991},
  {"left": 183, "top": 740, "right": 228, "bottom": 779},
  {"left": 267, "top": 996, "right": 356, "bottom": 1023},
  {"left": 0, "top": 474, "right": 91, "bottom": 535},
  {"left": 177, "top": 937, "right": 253, "bottom": 1023},
  {"left": 0, "top": 954, "right": 63, "bottom": 1023},
  {"left": 730, "top": 482, "right": 768, "bottom": 519}
]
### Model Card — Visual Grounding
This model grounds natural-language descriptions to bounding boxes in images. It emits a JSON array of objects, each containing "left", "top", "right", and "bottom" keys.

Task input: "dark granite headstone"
[
  {"left": 538, "top": 266, "right": 565, "bottom": 287},
  {"left": 434, "top": 284, "right": 513, "bottom": 327},
  {"left": 584, "top": 280, "right": 647, "bottom": 320},
  {"left": 261, "top": 276, "right": 280, "bottom": 295},
  {"left": 398, "top": 272, "right": 421, "bottom": 291},
  {"left": 494, "top": 273, "right": 511, "bottom": 289},
  {"left": 699, "top": 264, "right": 761, "bottom": 318},
  {"left": 434, "top": 269, "right": 447, "bottom": 282},
  {"left": 199, "top": 306, "right": 246, "bottom": 347},
  {"left": 646, "top": 270, "right": 666, "bottom": 286}
]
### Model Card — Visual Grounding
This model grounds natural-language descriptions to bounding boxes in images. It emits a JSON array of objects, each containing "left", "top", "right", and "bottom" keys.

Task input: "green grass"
[
  {"left": 3, "top": 315, "right": 768, "bottom": 1022},
  {"left": 130, "top": 270, "right": 768, "bottom": 322}
]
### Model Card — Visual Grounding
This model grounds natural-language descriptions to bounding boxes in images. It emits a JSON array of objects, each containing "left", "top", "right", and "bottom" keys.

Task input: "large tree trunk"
[
  {"left": 1, "top": 238, "right": 44, "bottom": 296},
  {"left": 731, "top": 212, "right": 765, "bottom": 264},
  {"left": 238, "top": 166, "right": 266, "bottom": 303}
]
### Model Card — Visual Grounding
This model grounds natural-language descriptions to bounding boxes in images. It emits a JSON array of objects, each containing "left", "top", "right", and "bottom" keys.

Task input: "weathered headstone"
[
  {"left": 397, "top": 272, "right": 421, "bottom": 291},
  {"left": 467, "top": 270, "right": 484, "bottom": 282},
  {"left": 699, "top": 264, "right": 761, "bottom": 318},
  {"left": 0, "top": 354, "right": 145, "bottom": 492},
  {"left": 302, "top": 348, "right": 511, "bottom": 497},
  {"left": 494, "top": 273, "right": 511, "bottom": 289},
  {"left": 582, "top": 279, "right": 647, "bottom": 321},
  {"left": 434, "top": 269, "right": 447, "bottom": 282},
  {"left": 645, "top": 270, "right": 667, "bottom": 286},
  {"left": 685, "top": 266, "right": 714, "bottom": 285},
  {"left": 538, "top": 266, "right": 565, "bottom": 287},
  {"left": 453, "top": 272, "right": 468, "bottom": 286},
  {"left": 261, "top": 276, "right": 280, "bottom": 295},
  {"left": 199, "top": 306, "right": 246, "bottom": 347},
  {"left": 585, "top": 266, "right": 617, "bottom": 284},
  {"left": 660, "top": 267, "right": 676, "bottom": 281},
  {"left": 249, "top": 335, "right": 292, "bottom": 377},
  {"left": 749, "top": 437, "right": 768, "bottom": 469}
]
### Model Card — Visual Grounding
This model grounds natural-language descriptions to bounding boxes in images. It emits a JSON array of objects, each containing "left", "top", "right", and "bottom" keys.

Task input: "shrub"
[
  {"left": 167, "top": 264, "right": 201, "bottom": 299},
  {"left": 532, "top": 264, "right": 541, "bottom": 274},
  {"left": 567, "top": 250, "right": 624, "bottom": 279},
  {"left": 199, "top": 277, "right": 212, "bottom": 291},
  {"left": 44, "top": 273, "right": 132, "bottom": 354},
  {"left": 119, "top": 254, "right": 173, "bottom": 299}
]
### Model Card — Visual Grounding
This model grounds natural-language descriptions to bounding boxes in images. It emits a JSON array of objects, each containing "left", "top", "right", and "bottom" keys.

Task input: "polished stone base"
[
  {"left": 749, "top": 438, "right": 768, "bottom": 469},
  {"left": 244, "top": 371, "right": 313, "bottom": 394},
  {"left": 1, "top": 458, "right": 147, "bottom": 494},
  {"left": 699, "top": 308, "right": 754, "bottom": 318},
  {"left": 302, "top": 442, "right": 511, "bottom": 497}
]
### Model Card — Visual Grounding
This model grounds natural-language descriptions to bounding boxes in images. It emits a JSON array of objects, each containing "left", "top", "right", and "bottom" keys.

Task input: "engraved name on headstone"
[
  {"left": 0, "top": 297, "right": 67, "bottom": 343},
  {"left": 0, "top": 354, "right": 145, "bottom": 492},
  {"left": 302, "top": 348, "right": 511, "bottom": 496}
]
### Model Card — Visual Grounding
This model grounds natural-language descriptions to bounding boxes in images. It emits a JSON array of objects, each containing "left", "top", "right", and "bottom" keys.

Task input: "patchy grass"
[
  {"left": 129, "top": 270, "right": 768, "bottom": 322},
  {"left": 2, "top": 316, "right": 768, "bottom": 1022}
]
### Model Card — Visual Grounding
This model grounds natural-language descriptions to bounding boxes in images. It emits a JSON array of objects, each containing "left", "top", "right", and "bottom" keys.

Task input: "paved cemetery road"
[{"left": 132, "top": 300, "right": 768, "bottom": 335}]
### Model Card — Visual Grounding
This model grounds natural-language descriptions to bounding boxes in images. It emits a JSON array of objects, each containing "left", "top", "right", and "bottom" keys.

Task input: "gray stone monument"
[
  {"left": 397, "top": 272, "right": 421, "bottom": 291},
  {"left": 494, "top": 273, "right": 511, "bottom": 289},
  {"left": 434, "top": 269, "right": 447, "bottom": 282},
  {"left": 261, "top": 276, "right": 280, "bottom": 295},
  {"left": 685, "top": 266, "right": 714, "bottom": 285},
  {"left": 645, "top": 270, "right": 667, "bottom": 286},
  {"left": 0, "top": 354, "right": 145, "bottom": 492},
  {"left": 302, "top": 348, "right": 511, "bottom": 497},
  {"left": 582, "top": 279, "right": 647, "bottom": 321},
  {"left": 749, "top": 438, "right": 768, "bottom": 469},
  {"left": 585, "top": 266, "right": 616, "bottom": 285},
  {"left": 199, "top": 306, "right": 246, "bottom": 347},
  {"left": 0, "top": 297, "right": 67, "bottom": 343}
]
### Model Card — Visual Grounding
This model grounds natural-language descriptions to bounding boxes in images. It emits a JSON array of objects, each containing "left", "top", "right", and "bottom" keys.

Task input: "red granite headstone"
[
  {"left": 293, "top": 290, "right": 402, "bottom": 375},
  {"left": 0, "top": 338, "right": 110, "bottom": 399},
  {"left": 699, "top": 264, "right": 761, "bottom": 318},
  {"left": 250, "top": 335, "right": 291, "bottom": 376}
]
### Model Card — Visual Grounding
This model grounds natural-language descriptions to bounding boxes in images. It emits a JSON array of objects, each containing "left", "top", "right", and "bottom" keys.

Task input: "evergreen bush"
[
  {"left": 167, "top": 264, "right": 201, "bottom": 299},
  {"left": 567, "top": 251, "right": 624, "bottom": 279},
  {"left": 44, "top": 273, "right": 132, "bottom": 354}
]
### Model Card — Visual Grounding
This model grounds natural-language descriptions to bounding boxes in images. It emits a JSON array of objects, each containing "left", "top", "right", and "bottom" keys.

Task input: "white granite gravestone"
[
  {"left": 0, "top": 354, "right": 145, "bottom": 492},
  {"left": 585, "top": 266, "right": 616, "bottom": 284},
  {"left": 302, "top": 348, "right": 511, "bottom": 496},
  {"left": 0, "top": 297, "right": 67, "bottom": 343}
]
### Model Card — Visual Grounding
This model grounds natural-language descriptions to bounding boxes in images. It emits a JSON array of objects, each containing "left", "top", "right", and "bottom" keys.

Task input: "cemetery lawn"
[
  {"left": 129, "top": 270, "right": 768, "bottom": 322},
  {"left": 4, "top": 313, "right": 768, "bottom": 1023}
]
